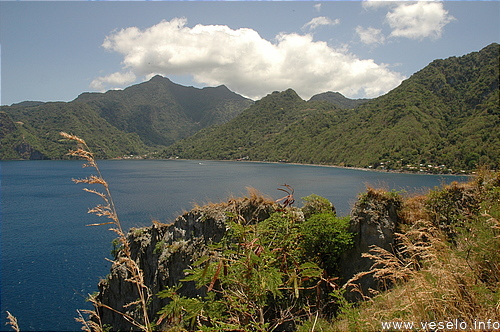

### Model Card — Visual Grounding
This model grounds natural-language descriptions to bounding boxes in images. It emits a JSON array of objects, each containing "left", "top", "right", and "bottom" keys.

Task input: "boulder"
[{"left": 340, "top": 188, "right": 402, "bottom": 301}]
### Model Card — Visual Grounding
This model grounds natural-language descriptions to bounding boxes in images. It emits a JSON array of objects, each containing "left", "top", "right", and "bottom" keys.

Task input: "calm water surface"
[{"left": 0, "top": 160, "right": 468, "bottom": 331}]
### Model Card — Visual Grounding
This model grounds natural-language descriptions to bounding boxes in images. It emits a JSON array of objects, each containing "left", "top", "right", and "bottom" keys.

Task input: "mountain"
[
  {"left": 73, "top": 76, "right": 253, "bottom": 147},
  {"left": 0, "top": 103, "right": 148, "bottom": 159},
  {"left": 162, "top": 89, "right": 345, "bottom": 161},
  {"left": 324, "top": 42, "right": 500, "bottom": 171},
  {"left": 0, "top": 76, "right": 253, "bottom": 159},
  {"left": 308, "top": 91, "right": 370, "bottom": 109},
  {"left": 2, "top": 44, "right": 498, "bottom": 169},
  {"left": 163, "top": 43, "right": 499, "bottom": 172}
]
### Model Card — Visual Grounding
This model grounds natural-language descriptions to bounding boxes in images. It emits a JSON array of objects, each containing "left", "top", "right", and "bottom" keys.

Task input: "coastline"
[
  {"left": 156, "top": 157, "right": 474, "bottom": 176},
  {"left": 0, "top": 157, "right": 475, "bottom": 176}
]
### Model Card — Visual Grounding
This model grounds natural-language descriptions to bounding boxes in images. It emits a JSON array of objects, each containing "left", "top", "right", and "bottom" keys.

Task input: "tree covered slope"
[
  {"left": 0, "top": 76, "right": 253, "bottom": 159},
  {"left": 162, "top": 43, "right": 499, "bottom": 172}
]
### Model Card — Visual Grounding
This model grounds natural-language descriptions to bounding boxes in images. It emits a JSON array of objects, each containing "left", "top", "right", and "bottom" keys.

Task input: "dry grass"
[
  {"left": 60, "top": 132, "right": 152, "bottom": 332},
  {"left": 189, "top": 186, "right": 277, "bottom": 226},
  {"left": 334, "top": 173, "right": 500, "bottom": 331},
  {"left": 5, "top": 311, "right": 20, "bottom": 332}
]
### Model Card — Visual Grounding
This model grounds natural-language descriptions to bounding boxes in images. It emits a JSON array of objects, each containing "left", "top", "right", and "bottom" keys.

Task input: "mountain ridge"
[
  {"left": 0, "top": 76, "right": 253, "bottom": 159},
  {"left": 1, "top": 43, "right": 498, "bottom": 172},
  {"left": 162, "top": 43, "right": 499, "bottom": 172},
  {"left": 72, "top": 75, "right": 254, "bottom": 146},
  {"left": 308, "top": 91, "right": 370, "bottom": 109}
]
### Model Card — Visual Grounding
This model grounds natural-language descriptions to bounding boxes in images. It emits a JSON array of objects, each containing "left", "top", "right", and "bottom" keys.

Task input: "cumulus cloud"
[
  {"left": 356, "top": 26, "right": 385, "bottom": 45},
  {"left": 386, "top": 2, "right": 455, "bottom": 40},
  {"left": 92, "top": 17, "right": 405, "bottom": 99},
  {"left": 90, "top": 71, "right": 136, "bottom": 91},
  {"left": 314, "top": 3, "right": 322, "bottom": 12},
  {"left": 361, "top": 0, "right": 392, "bottom": 10},
  {"left": 302, "top": 16, "right": 340, "bottom": 31},
  {"left": 362, "top": 1, "right": 455, "bottom": 41}
]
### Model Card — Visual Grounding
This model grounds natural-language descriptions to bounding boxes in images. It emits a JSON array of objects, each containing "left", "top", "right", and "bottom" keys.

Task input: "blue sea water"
[{"left": 0, "top": 160, "right": 469, "bottom": 331}]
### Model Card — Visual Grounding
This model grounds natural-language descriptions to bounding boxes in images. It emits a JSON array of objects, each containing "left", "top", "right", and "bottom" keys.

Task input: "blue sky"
[{"left": 0, "top": 1, "right": 498, "bottom": 105}]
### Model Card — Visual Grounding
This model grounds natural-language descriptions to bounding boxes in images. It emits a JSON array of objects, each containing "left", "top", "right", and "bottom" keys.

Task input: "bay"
[{"left": 1, "top": 160, "right": 468, "bottom": 331}]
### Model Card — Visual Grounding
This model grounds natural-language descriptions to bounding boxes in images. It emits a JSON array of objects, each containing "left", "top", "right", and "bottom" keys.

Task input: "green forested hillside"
[
  {"left": 1, "top": 44, "right": 497, "bottom": 168},
  {"left": 0, "top": 103, "right": 147, "bottom": 159},
  {"left": 163, "top": 89, "right": 344, "bottom": 161},
  {"left": 0, "top": 76, "right": 252, "bottom": 159},
  {"left": 163, "top": 43, "right": 499, "bottom": 172},
  {"left": 73, "top": 75, "right": 253, "bottom": 147},
  {"left": 308, "top": 91, "right": 370, "bottom": 109}
]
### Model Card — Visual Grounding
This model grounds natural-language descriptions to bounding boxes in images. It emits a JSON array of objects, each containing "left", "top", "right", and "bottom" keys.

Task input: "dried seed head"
[{"left": 60, "top": 132, "right": 87, "bottom": 145}]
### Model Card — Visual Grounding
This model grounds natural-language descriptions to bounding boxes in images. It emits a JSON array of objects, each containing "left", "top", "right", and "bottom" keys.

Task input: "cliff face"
[
  {"left": 95, "top": 189, "right": 400, "bottom": 330},
  {"left": 339, "top": 189, "right": 402, "bottom": 301},
  {"left": 96, "top": 193, "right": 277, "bottom": 331}
]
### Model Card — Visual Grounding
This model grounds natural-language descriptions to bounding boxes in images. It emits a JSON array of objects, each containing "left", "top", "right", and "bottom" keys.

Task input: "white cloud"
[
  {"left": 90, "top": 71, "right": 136, "bottom": 91},
  {"left": 361, "top": 0, "right": 393, "bottom": 10},
  {"left": 362, "top": 1, "right": 455, "bottom": 41},
  {"left": 387, "top": 2, "right": 455, "bottom": 40},
  {"left": 314, "top": 4, "right": 322, "bottom": 12},
  {"left": 92, "top": 17, "right": 405, "bottom": 100},
  {"left": 356, "top": 26, "right": 385, "bottom": 45},
  {"left": 302, "top": 16, "right": 340, "bottom": 31}
]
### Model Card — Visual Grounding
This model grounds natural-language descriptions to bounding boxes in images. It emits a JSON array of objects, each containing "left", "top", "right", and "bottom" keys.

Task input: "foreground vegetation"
[
  {"left": 68, "top": 133, "right": 499, "bottom": 331},
  {"left": 331, "top": 172, "right": 500, "bottom": 331},
  {"left": 4, "top": 132, "right": 499, "bottom": 331}
]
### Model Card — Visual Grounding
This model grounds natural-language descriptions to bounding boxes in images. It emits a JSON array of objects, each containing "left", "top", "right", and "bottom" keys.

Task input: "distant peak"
[
  {"left": 282, "top": 88, "right": 302, "bottom": 100},
  {"left": 149, "top": 75, "right": 170, "bottom": 82},
  {"left": 261, "top": 88, "right": 303, "bottom": 102},
  {"left": 10, "top": 101, "right": 45, "bottom": 107},
  {"left": 308, "top": 91, "right": 370, "bottom": 109},
  {"left": 202, "top": 84, "right": 229, "bottom": 91},
  {"left": 311, "top": 91, "right": 346, "bottom": 99}
]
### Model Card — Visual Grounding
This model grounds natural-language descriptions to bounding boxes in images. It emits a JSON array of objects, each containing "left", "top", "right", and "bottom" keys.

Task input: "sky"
[{"left": 0, "top": 1, "right": 499, "bottom": 105}]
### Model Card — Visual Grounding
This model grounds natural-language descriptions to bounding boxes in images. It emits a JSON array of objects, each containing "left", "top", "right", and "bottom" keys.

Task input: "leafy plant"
[
  {"left": 153, "top": 240, "right": 165, "bottom": 254},
  {"left": 301, "top": 194, "right": 336, "bottom": 219},
  {"left": 60, "top": 132, "right": 152, "bottom": 332},
  {"left": 154, "top": 194, "right": 355, "bottom": 331},
  {"left": 300, "top": 213, "right": 353, "bottom": 275},
  {"left": 425, "top": 181, "right": 479, "bottom": 239}
]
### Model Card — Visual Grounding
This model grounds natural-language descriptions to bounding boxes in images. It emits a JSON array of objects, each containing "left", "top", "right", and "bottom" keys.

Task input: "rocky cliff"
[
  {"left": 95, "top": 189, "right": 401, "bottom": 330},
  {"left": 339, "top": 188, "right": 402, "bottom": 301},
  {"left": 96, "top": 192, "right": 277, "bottom": 331}
]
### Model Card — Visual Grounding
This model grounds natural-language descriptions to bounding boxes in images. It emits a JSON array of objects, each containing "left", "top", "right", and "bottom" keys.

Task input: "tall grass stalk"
[
  {"left": 5, "top": 311, "right": 20, "bottom": 332},
  {"left": 60, "top": 132, "right": 152, "bottom": 332}
]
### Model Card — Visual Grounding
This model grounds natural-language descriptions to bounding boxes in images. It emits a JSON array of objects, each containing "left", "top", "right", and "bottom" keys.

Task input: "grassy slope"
[{"left": 327, "top": 170, "right": 500, "bottom": 331}]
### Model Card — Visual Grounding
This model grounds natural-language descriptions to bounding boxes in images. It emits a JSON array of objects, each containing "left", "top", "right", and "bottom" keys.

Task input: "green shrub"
[
  {"left": 300, "top": 213, "right": 353, "bottom": 275},
  {"left": 426, "top": 181, "right": 479, "bottom": 239},
  {"left": 153, "top": 240, "right": 165, "bottom": 254},
  {"left": 156, "top": 197, "right": 357, "bottom": 331},
  {"left": 301, "top": 194, "right": 336, "bottom": 219}
]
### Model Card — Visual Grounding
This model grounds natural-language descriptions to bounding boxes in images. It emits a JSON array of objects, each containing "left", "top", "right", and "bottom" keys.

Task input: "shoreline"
[
  {"left": 0, "top": 157, "right": 475, "bottom": 176},
  {"left": 157, "top": 157, "right": 474, "bottom": 177}
]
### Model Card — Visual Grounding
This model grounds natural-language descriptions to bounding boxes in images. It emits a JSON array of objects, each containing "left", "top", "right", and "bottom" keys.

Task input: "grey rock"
[
  {"left": 95, "top": 194, "right": 276, "bottom": 331},
  {"left": 340, "top": 189, "right": 402, "bottom": 301}
]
